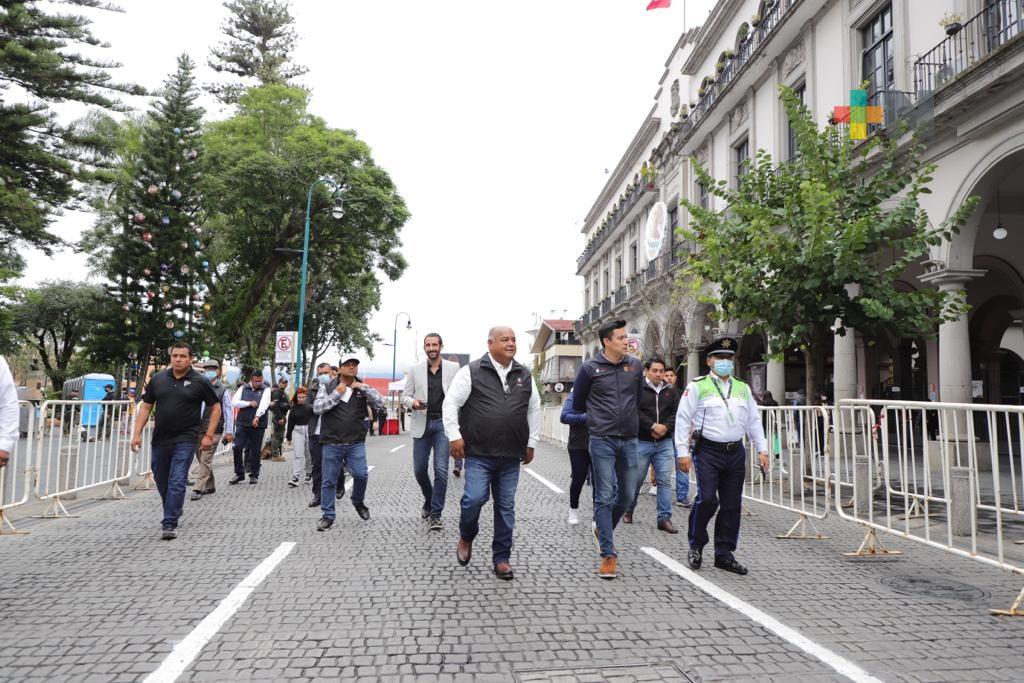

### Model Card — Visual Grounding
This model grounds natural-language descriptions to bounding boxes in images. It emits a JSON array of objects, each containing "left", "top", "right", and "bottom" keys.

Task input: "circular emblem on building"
[
  {"left": 554, "top": 382, "right": 565, "bottom": 393},
  {"left": 644, "top": 201, "right": 668, "bottom": 261}
]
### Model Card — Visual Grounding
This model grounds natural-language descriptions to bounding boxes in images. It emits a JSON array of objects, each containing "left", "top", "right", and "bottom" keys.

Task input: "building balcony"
[
  {"left": 575, "top": 249, "right": 686, "bottom": 335},
  {"left": 576, "top": 182, "right": 655, "bottom": 274}
]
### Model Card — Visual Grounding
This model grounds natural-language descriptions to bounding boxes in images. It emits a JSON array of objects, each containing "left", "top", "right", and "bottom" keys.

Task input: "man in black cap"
[
  {"left": 313, "top": 356, "right": 384, "bottom": 531},
  {"left": 229, "top": 369, "right": 271, "bottom": 485},
  {"left": 674, "top": 336, "right": 769, "bottom": 575}
]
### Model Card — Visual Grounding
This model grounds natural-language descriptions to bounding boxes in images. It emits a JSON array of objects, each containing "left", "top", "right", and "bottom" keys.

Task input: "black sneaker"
[
  {"left": 308, "top": 497, "right": 321, "bottom": 508},
  {"left": 355, "top": 504, "right": 370, "bottom": 521},
  {"left": 336, "top": 488, "right": 344, "bottom": 499},
  {"left": 190, "top": 491, "right": 203, "bottom": 501},
  {"left": 316, "top": 516, "right": 334, "bottom": 532},
  {"left": 688, "top": 548, "right": 702, "bottom": 570},
  {"left": 421, "top": 505, "right": 431, "bottom": 520},
  {"left": 453, "top": 466, "right": 462, "bottom": 478},
  {"left": 429, "top": 514, "right": 442, "bottom": 531},
  {"left": 229, "top": 474, "right": 245, "bottom": 485},
  {"left": 161, "top": 526, "right": 177, "bottom": 540},
  {"left": 249, "top": 476, "right": 258, "bottom": 485},
  {"left": 287, "top": 475, "right": 299, "bottom": 488}
]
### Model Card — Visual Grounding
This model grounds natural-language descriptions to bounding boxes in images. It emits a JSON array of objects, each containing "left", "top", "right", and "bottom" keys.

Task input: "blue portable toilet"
[{"left": 81, "top": 373, "right": 116, "bottom": 426}]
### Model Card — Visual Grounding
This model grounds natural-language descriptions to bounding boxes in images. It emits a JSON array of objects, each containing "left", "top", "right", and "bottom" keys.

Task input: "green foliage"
[
  {"left": 679, "top": 85, "right": 979, "bottom": 398},
  {"left": 0, "top": 0, "right": 144, "bottom": 276},
  {"left": 208, "top": 0, "right": 307, "bottom": 103}
]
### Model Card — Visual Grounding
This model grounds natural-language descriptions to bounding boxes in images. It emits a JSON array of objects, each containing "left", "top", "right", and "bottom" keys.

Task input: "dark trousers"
[
  {"left": 233, "top": 425, "right": 266, "bottom": 478},
  {"left": 567, "top": 447, "right": 592, "bottom": 509},
  {"left": 151, "top": 441, "right": 194, "bottom": 528},
  {"left": 459, "top": 457, "right": 521, "bottom": 565},
  {"left": 688, "top": 442, "right": 747, "bottom": 562}
]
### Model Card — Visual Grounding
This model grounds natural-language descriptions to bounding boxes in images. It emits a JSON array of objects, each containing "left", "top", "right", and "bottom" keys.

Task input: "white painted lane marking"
[
  {"left": 641, "top": 547, "right": 881, "bottom": 683},
  {"left": 389, "top": 444, "right": 406, "bottom": 453},
  {"left": 145, "top": 542, "right": 297, "bottom": 683},
  {"left": 345, "top": 465, "right": 376, "bottom": 493},
  {"left": 524, "top": 467, "right": 565, "bottom": 494}
]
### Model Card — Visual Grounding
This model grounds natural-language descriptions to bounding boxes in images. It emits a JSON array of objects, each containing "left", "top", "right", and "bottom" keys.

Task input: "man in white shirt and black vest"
[
  {"left": 230, "top": 369, "right": 271, "bottom": 485},
  {"left": 313, "top": 356, "right": 385, "bottom": 531},
  {"left": 443, "top": 326, "right": 541, "bottom": 581},
  {"left": 675, "top": 336, "right": 770, "bottom": 575}
]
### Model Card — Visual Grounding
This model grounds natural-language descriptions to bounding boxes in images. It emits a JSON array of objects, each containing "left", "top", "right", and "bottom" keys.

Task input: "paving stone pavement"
[{"left": 1, "top": 437, "right": 1023, "bottom": 682}]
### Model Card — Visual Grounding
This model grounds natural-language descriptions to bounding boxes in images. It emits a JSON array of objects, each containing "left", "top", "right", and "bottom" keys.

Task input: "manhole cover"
[
  {"left": 880, "top": 574, "right": 988, "bottom": 601},
  {"left": 514, "top": 662, "right": 694, "bottom": 682}
]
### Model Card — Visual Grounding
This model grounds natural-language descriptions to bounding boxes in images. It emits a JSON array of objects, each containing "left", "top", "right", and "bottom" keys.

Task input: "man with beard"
[{"left": 402, "top": 333, "right": 461, "bottom": 530}]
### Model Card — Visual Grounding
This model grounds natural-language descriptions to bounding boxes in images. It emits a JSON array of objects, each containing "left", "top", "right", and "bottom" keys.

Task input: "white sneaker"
[
  {"left": 567, "top": 509, "right": 579, "bottom": 525},
  {"left": 649, "top": 485, "right": 658, "bottom": 496}
]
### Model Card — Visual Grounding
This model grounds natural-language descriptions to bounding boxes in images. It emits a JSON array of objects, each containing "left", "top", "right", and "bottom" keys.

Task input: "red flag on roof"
[{"left": 647, "top": 0, "right": 672, "bottom": 9}]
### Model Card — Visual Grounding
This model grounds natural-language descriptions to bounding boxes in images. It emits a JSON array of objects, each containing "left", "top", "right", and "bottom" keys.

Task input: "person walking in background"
[
  {"left": 559, "top": 389, "right": 590, "bottom": 526},
  {"left": 190, "top": 359, "right": 234, "bottom": 501},
  {"left": 445, "top": 326, "right": 541, "bottom": 581},
  {"left": 626, "top": 356, "right": 680, "bottom": 534},
  {"left": 130, "top": 342, "right": 221, "bottom": 540},
  {"left": 402, "top": 332, "right": 460, "bottom": 531},
  {"left": 286, "top": 385, "right": 312, "bottom": 488},
  {"left": 306, "top": 363, "right": 344, "bottom": 508},
  {"left": 675, "top": 336, "right": 769, "bottom": 576},
  {"left": 98, "top": 383, "right": 116, "bottom": 440},
  {"left": 0, "top": 355, "right": 19, "bottom": 470},
  {"left": 229, "top": 369, "right": 270, "bottom": 486},
  {"left": 269, "top": 377, "right": 290, "bottom": 462},
  {"left": 571, "top": 319, "right": 643, "bottom": 580},
  {"left": 664, "top": 368, "right": 690, "bottom": 507}
]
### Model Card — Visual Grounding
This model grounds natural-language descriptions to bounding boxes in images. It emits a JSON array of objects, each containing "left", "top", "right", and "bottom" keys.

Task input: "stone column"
[
  {"left": 686, "top": 347, "right": 702, "bottom": 383},
  {"left": 919, "top": 270, "right": 985, "bottom": 404},
  {"left": 833, "top": 329, "right": 857, "bottom": 403},
  {"left": 765, "top": 340, "right": 785, "bottom": 401}
]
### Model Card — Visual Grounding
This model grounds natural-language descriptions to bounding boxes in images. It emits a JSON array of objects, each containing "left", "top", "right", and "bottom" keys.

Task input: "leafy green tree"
[
  {"left": 9, "top": 280, "right": 106, "bottom": 390},
  {"left": 200, "top": 85, "right": 408, "bottom": 366},
  {"left": 0, "top": 0, "right": 143, "bottom": 276},
  {"left": 208, "top": 0, "right": 307, "bottom": 103},
  {"left": 679, "top": 86, "right": 979, "bottom": 401}
]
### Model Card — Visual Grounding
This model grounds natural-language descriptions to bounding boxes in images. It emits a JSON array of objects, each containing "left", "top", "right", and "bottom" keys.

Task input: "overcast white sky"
[{"left": 21, "top": 0, "right": 714, "bottom": 376}]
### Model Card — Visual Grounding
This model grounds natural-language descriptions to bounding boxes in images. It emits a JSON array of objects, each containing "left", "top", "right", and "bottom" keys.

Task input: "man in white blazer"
[{"left": 402, "top": 333, "right": 461, "bottom": 530}]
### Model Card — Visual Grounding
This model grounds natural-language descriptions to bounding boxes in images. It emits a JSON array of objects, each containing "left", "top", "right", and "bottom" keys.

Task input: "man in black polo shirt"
[{"left": 131, "top": 342, "right": 221, "bottom": 540}]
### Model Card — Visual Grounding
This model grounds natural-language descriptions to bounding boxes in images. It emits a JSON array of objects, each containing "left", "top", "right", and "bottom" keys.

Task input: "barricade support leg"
[
  {"left": 34, "top": 497, "right": 78, "bottom": 519},
  {"left": 990, "top": 585, "right": 1024, "bottom": 617},
  {"left": 842, "top": 527, "right": 903, "bottom": 557},
  {"left": 0, "top": 509, "right": 28, "bottom": 536},
  {"left": 133, "top": 472, "right": 155, "bottom": 491},
  {"left": 777, "top": 513, "right": 829, "bottom": 540},
  {"left": 99, "top": 481, "right": 127, "bottom": 500}
]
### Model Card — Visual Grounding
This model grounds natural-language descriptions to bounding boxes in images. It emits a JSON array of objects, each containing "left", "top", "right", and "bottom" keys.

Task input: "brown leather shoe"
[
  {"left": 456, "top": 538, "right": 472, "bottom": 566},
  {"left": 598, "top": 556, "right": 617, "bottom": 579},
  {"left": 623, "top": 511, "right": 633, "bottom": 524},
  {"left": 657, "top": 519, "right": 679, "bottom": 534},
  {"left": 493, "top": 562, "right": 514, "bottom": 580}
]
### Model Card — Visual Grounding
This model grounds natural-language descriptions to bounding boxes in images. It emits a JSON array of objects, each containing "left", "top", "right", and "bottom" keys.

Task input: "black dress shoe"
[
  {"left": 355, "top": 504, "right": 370, "bottom": 521},
  {"left": 308, "top": 497, "right": 321, "bottom": 508},
  {"left": 687, "top": 548, "right": 702, "bottom": 570},
  {"left": 713, "top": 558, "right": 749, "bottom": 575},
  {"left": 161, "top": 525, "right": 177, "bottom": 540},
  {"left": 190, "top": 491, "right": 204, "bottom": 501},
  {"left": 336, "top": 489, "right": 344, "bottom": 499},
  {"left": 316, "top": 516, "right": 333, "bottom": 532},
  {"left": 249, "top": 476, "right": 258, "bottom": 485},
  {"left": 228, "top": 475, "right": 245, "bottom": 485},
  {"left": 421, "top": 505, "right": 431, "bottom": 520}
]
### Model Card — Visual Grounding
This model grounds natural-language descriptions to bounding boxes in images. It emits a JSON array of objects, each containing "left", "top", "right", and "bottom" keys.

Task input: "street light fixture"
[
  {"left": 392, "top": 312, "right": 412, "bottom": 383},
  {"left": 296, "top": 176, "right": 343, "bottom": 381}
]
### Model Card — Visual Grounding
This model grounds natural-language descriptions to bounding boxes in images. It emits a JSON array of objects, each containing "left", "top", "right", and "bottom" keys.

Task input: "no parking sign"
[{"left": 275, "top": 331, "right": 297, "bottom": 364}]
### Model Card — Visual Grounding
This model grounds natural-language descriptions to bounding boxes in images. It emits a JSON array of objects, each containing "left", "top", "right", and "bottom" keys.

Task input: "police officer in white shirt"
[{"left": 674, "top": 336, "right": 769, "bottom": 575}]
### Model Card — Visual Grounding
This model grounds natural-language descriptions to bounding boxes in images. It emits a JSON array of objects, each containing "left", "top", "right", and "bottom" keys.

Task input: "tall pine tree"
[
  {"left": 208, "top": 0, "right": 307, "bottom": 103},
  {"left": 91, "top": 54, "right": 209, "bottom": 375}
]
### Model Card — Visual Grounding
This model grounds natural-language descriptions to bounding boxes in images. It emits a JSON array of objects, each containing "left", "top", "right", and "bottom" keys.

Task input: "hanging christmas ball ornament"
[
  {"left": 173, "top": 127, "right": 181, "bottom": 135},
  {"left": 189, "top": 222, "right": 197, "bottom": 229},
  {"left": 171, "top": 189, "right": 182, "bottom": 201},
  {"left": 203, "top": 303, "right": 212, "bottom": 312},
  {"left": 142, "top": 267, "right": 152, "bottom": 276},
  {"left": 180, "top": 265, "right": 190, "bottom": 275},
  {"left": 174, "top": 163, "right": 181, "bottom": 173},
  {"left": 147, "top": 184, "right": 159, "bottom": 195},
  {"left": 194, "top": 239, "right": 201, "bottom": 248},
  {"left": 173, "top": 330, "right": 184, "bottom": 339},
  {"left": 146, "top": 290, "right": 156, "bottom": 299},
  {"left": 202, "top": 260, "right": 210, "bottom": 269},
  {"left": 161, "top": 285, "right": 170, "bottom": 294},
  {"left": 180, "top": 241, "right": 189, "bottom": 250},
  {"left": 122, "top": 304, "right": 131, "bottom": 311},
  {"left": 160, "top": 216, "right": 170, "bottom": 225},
  {"left": 125, "top": 319, "right": 133, "bottom": 326},
  {"left": 133, "top": 213, "right": 146, "bottom": 224},
  {"left": 142, "top": 231, "right": 153, "bottom": 242},
  {"left": 188, "top": 150, "right": 198, "bottom": 160},
  {"left": 178, "top": 139, "right": 186, "bottom": 146},
  {"left": 165, "top": 320, "right": 175, "bottom": 329},
  {"left": 163, "top": 302, "right": 173, "bottom": 310}
]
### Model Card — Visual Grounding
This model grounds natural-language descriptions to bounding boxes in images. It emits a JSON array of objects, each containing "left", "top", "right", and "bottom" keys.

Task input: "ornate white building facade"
[{"left": 575, "top": 0, "right": 1024, "bottom": 405}]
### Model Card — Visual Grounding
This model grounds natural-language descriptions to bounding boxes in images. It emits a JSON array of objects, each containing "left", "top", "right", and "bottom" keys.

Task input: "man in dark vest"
[
  {"left": 444, "top": 326, "right": 541, "bottom": 580},
  {"left": 313, "top": 356, "right": 384, "bottom": 531},
  {"left": 229, "top": 369, "right": 270, "bottom": 485}
]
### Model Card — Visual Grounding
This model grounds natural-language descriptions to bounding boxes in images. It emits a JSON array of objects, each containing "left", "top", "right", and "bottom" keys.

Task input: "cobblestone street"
[{"left": 2, "top": 437, "right": 1023, "bottom": 682}]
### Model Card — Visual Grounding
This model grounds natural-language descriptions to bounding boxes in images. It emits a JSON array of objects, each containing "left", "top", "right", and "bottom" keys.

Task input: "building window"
[
  {"left": 584, "top": 286, "right": 590, "bottom": 308},
  {"left": 670, "top": 79, "right": 680, "bottom": 117},
  {"left": 615, "top": 256, "right": 623, "bottom": 288},
  {"left": 592, "top": 276, "right": 599, "bottom": 304},
  {"left": 698, "top": 182, "right": 708, "bottom": 210},
  {"left": 602, "top": 268, "right": 609, "bottom": 296},
  {"left": 734, "top": 138, "right": 749, "bottom": 187},
  {"left": 787, "top": 81, "right": 806, "bottom": 161},
  {"left": 861, "top": 5, "right": 893, "bottom": 98},
  {"left": 629, "top": 241, "right": 638, "bottom": 276},
  {"left": 668, "top": 205, "right": 678, "bottom": 256}
]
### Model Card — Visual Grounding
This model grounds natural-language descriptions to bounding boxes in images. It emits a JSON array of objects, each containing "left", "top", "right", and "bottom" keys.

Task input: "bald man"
[{"left": 443, "top": 327, "right": 542, "bottom": 580}]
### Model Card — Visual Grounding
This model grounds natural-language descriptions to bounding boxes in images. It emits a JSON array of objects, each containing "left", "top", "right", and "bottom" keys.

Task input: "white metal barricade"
[
  {"left": 834, "top": 399, "right": 1024, "bottom": 616},
  {"left": 539, "top": 406, "right": 569, "bottom": 447},
  {"left": 744, "top": 406, "right": 832, "bottom": 539},
  {"left": 34, "top": 400, "right": 134, "bottom": 518},
  {"left": 1, "top": 401, "right": 35, "bottom": 534}
]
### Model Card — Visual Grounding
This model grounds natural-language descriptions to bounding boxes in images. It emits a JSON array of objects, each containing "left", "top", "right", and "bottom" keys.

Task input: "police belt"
[{"left": 699, "top": 438, "right": 743, "bottom": 452}]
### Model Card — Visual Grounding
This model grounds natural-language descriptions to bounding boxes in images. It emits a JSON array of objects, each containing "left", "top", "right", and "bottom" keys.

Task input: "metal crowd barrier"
[
  {"left": 833, "top": 399, "right": 1024, "bottom": 616},
  {"left": 745, "top": 406, "right": 832, "bottom": 539},
  {"left": 539, "top": 405, "right": 569, "bottom": 447},
  {"left": 34, "top": 400, "right": 134, "bottom": 518},
  {"left": 0, "top": 401, "right": 35, "bottom": 534}
]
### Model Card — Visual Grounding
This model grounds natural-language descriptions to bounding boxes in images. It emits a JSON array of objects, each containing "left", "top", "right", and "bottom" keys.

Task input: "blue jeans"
[
  {"left": 459, "top": 457, "right": 521, "bottom": 565},
  {"left": 589, "top": 436, "right": 639, "bottom": 558},
  {"left": 320, "top": 442, "right": 369, "bottom": 520},
  {"left": 630, "top": 439, "right": 675, "bottom": 523},
  {"left": 151, "top": 440, "right": 195, "bottom": 528},
  {"left": 413, "top": 418, "right": 450, "bottom": 515}
]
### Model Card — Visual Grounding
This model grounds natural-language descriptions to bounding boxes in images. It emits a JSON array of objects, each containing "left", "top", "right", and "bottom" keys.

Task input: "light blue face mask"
[
  {"left": 204, "top": 370, "right": 217, "bottom": 380},
  {"left": 318, "top": 373, "right": 331, "bottom": 385},
  {"left": 713, "top": 359, "right": 734, "bottom": 377}
]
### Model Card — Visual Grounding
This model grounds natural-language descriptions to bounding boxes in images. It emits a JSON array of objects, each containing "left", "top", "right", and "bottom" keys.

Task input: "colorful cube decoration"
[{"left": 833, "top": 89, "right": 883, "bottom": 140}]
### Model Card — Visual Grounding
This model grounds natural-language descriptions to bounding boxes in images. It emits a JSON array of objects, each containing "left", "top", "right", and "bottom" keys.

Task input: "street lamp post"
[
  {"left": 296, "top": 176, "right": 344, "bottom": 381},
  {"left": 392, "top": 312, "right": 412, "bottom": 382}
]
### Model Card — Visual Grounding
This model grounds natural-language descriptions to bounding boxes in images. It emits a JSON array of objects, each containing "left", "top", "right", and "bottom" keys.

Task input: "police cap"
[{"left": 705, "top": 336, "right": 738, "bottom": 357}]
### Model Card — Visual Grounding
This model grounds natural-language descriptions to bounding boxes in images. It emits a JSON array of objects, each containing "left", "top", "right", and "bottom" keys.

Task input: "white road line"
[
  {"left": 345, "top": 465, "right": 376, "bottom": 493},
  {"left": 389, "top": 444, "right": 406, "bottom": 453},
  {"left": 145, "top": 542, "right": 297, "bottom": 683},
  {"left": 641, "top": 547, "right": 881, "bottom": 683},
  {"left": 524, "top": 467, "right": 565, "bottom": 494}
]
